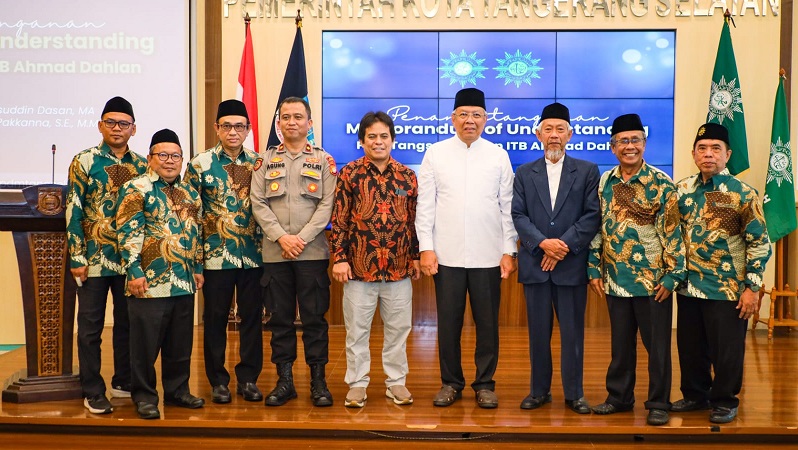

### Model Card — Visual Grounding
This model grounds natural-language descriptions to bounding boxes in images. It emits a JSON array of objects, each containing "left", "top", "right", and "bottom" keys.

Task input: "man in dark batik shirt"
[{"left": 330, "top": 111, "right": 420, "bottom": 408}]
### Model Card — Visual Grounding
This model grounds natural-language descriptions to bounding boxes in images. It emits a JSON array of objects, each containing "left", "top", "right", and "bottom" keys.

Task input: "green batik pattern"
[
  {"left": 588, "top": 163, "right": 686, "bottom": 297},
  {"left": 676, "top": 169, "right": 772, "bottom": 301},
  {"left": 185, "top": 144, "right": 263, "bottom": 270},
  {"left": 66, "top": 142, "right": 147, "bottom": 276},
  {"left": 117, "top": 170, "right": 203, "bottom": 298}
]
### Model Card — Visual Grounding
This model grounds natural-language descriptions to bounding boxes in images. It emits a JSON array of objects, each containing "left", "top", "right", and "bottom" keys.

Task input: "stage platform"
[{"left": 0, "top": 326, "right": 796, "bottom": 448}]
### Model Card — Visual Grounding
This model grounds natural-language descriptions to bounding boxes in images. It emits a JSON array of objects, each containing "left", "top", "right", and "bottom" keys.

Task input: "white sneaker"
[
  {"left": 386, "top": 385, "right": 413, "bottom": 405},
  {"left": 110, "top": 385, "right": 131, "bottom": 399},
  {"left": 84, "top": 394, "right": 113, "bottom": 414},
  {"left": 345, "top": 387, "right": 367, "bottom": 408}
]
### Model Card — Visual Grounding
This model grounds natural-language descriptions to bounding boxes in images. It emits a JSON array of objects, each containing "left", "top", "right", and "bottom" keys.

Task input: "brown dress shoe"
[
  {"left": 433, "top": 385, "right": 462, "bottom": 407},
  {"left": 476, "top": 389, "right": 498, "bottom": 409}
]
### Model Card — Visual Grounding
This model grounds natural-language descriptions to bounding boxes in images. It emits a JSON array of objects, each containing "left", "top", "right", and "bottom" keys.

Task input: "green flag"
[
  {"left": 707, "top": 16, "right": 749, "bottom": 175},
  {"left": 763, "top": 74, "right": 797, "bottom": 242}
]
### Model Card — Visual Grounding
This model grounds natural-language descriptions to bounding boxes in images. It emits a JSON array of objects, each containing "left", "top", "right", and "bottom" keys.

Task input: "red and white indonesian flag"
[{"left": 237, "top": 20, "right": 259, "bottom": 153}]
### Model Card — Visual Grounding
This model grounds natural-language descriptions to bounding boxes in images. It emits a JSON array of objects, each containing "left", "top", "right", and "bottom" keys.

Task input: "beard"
[{"left": 545, "top": 148, "right": 564, "bottom": 162}]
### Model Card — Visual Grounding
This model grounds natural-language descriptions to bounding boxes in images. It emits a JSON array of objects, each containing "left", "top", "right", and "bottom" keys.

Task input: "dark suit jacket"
[{"left": 512, "top": 155, "right": 600, "bottom": 286}]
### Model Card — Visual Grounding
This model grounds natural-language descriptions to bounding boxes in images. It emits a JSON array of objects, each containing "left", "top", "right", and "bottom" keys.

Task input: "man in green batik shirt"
[
  {"left": 185, "top": 100, "right": 264, "bottom": 405},
  {"left": 66, "top": 96, "right": 147, "bottom": 415},
  {"left": 670, "top": 123, "right": 771, "bottom": 425},
  {"left": 587, "top": 114, "right": 685, "bottom": 427},
  {"left": 117, "top": 129, "right": 205, "bottom": 420}
]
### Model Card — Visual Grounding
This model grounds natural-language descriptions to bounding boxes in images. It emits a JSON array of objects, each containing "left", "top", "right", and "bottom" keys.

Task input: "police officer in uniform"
[{"left": 250, "top": 97, "right": 336, "bottom": 407}]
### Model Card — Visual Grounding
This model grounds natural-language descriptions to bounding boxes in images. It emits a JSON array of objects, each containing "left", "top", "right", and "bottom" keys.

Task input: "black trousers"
[
  {"left": 262, "top": 260, "right": 330, "bottom": 365},
  {"left": 128, "top": 294, "right": 194, "bottom": 404},
  {"left": 76, "top": 275, "right": 130, "bottom": 397},
  {"left": 676, "top": 294, "right": 748, "bottom": 409},
  {"left": 202, "top": 268, "right": 263, "bottom": 387},
  {"left": 604, "top": 294, "right": 672, "bottom": 411},
  {"left": 524, "top": 281, "right": 586, "bottom": 401},
  {"left": 434, "top": 265, "right": 501, "bottom": 392}
]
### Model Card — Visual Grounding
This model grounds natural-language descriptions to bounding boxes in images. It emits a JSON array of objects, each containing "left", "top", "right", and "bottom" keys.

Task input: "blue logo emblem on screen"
[
  {"left": 495, "top": 50, "right": 543, "bottom": 88},
  {"left": 439, "top": 50, "right": 488, "bottom": 87}
]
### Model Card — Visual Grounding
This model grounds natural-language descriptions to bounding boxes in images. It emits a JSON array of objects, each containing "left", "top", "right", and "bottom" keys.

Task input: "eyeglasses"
[
  {"left": 102, "top": 119, "right": 133, "bottom": 130},
  {"left": 611, "top": 137, "right": 646, "bottom": 146},
  {"left": 217, "top": 123, "right": 248, "bottom": 133},
  {"left": 150, "top": 152, "right": 183, "bottom": 162},
  {"left": 454, "top": 111, "right": 485, "bottom": 120}
]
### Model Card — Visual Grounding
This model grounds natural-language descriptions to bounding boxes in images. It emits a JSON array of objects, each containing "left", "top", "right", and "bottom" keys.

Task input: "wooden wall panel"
[{"left": 204, "top": 1, "right": 222, "bottom": 152}]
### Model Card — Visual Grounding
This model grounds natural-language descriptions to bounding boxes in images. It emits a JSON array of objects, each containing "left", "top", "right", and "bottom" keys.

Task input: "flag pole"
[
  {"left": 776, "top": 67, "right": 787, "bottom": 289},
  {"left": 292, "top": 8, "right": 304, "bottom": 327}
]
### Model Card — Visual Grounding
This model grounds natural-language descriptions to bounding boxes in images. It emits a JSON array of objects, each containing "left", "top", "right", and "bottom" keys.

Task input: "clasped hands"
[
  {"left": 278, "top": 234, "right": 306, "bottom": 260},
  {"left": 539, "top": 238, "right": 569, "bottom": 272}
]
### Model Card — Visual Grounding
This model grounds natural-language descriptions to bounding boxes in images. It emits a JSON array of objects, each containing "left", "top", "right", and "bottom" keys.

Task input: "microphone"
[{"left": 51, "top": 144, "right": 56, "bottom": 184}]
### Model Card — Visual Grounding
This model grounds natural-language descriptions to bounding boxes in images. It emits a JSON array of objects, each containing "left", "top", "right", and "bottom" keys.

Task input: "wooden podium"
[{"left": 0, "top": 185, "right": 82, "bottom": 403}]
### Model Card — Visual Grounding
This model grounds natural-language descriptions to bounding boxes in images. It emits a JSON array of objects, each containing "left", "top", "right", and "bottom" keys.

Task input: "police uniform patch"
[
  {"left": 305, "top": 157, "right": 320, "bottom": 164},
  {"left": 253, "top": 158, "right": 263, "bottom": 172},
  {"left": 308, "top": 183, "right": 318, "bottom": 193},
  {"left": 269, "top": 171, "right": 281, "bottom": 177},
  {"left": 326, "top": 155, "right": 338, "bottom": 175},
  {"left": 302, "top": 170, "right": 320, "bottom": 178},
  {"left": 270, "top": 156, "right": 283, "bottom": 163},
  {"left": 270, "top": 181, "right": 280, "bottom": 192}
]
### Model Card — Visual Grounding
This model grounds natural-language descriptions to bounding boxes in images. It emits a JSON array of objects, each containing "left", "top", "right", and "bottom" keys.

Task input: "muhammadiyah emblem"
[
  {"left": 708, "top": 75, "right": 743, "bottom": 125},
  {"left": 766, "top": 137, "right": 793, "bottom": 187},
  {"left": 494, "top": 50, "right": 543, "bottom": 88},
  {"left": 439, "top": 50, "right": 488, "bottom": 88}
]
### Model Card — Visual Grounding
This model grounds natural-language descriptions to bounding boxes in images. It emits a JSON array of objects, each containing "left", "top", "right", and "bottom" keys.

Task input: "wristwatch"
[
  {"left": 748, "top": 285, "right": 760, "bottom": 292},
  {"left": 505, "top": 252, "right": 518, "bottom": 259}
]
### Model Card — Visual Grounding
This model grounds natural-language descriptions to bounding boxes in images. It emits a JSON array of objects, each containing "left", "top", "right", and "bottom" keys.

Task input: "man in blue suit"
[{"left": 511, "top": 102, "right": 601, "bottom": 414}]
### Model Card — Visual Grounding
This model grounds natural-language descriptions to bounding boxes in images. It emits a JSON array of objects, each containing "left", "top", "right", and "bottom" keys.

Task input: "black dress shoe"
[
  {"left": 709, "top": 406, "right": 738, "bottom": 424},
  {"left": 237, "top": 382, "right": 263, "bottom": 402},
  {"left": 565, "top": 397, "right": 591, "bottom": 414},
  {"left": 164, "top": 392, "right": 205, "bottom": 409},
  {"left": 136, "top": 402, "right": 160, "bottom": 420},
  {"left": 647, "top": 408, "right": 670, "bottom": 426},
  {"left": 212, "top": 385, "right": 231, "bottom": 404},
  {"left": 520, "top": 392, "right": 552, "bottom": 410},
  {"left": 592, "top": 402, "right": 633, "bottom": 415},
  {"left": 670, "top": 398, "right": 711, "bottom": 412}
]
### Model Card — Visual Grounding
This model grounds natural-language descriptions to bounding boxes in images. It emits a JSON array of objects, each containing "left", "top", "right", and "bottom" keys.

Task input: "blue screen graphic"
[{"left": 322, "top": 31, "right": 675, "bottom": 176}]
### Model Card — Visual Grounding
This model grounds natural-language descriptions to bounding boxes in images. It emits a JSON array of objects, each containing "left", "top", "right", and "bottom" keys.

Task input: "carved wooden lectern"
[{"left": 0, "top": 185, "right": 82, "bottom": 403}]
